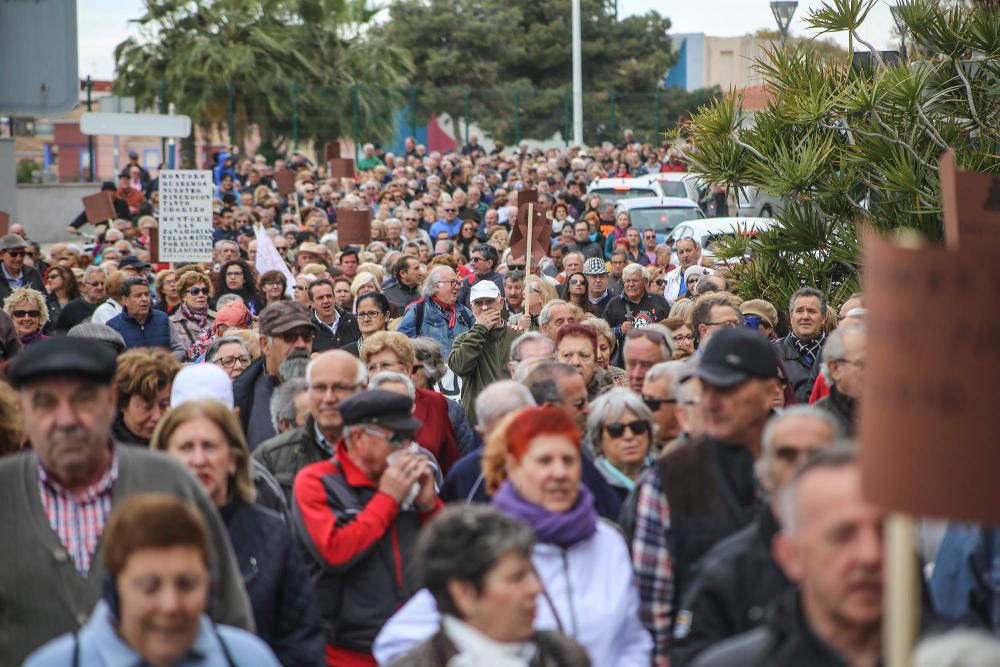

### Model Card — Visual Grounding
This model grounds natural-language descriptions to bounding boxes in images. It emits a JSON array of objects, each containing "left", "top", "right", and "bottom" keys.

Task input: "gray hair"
[
  {"left": 83, "top": 265, "right": 107, "bottom": 282},
  {"left": 214, "top": 239, "right": 238, "bottom": 251},
  {"left": 622, "top": 263, "right": 646, "bottom": 280},
  {"left": 778, "top": 442, "right": 857, "bottom": 536},
  {"left": 623, "top": 324, "right": 674, "bottom": 362},
  {"left": 305, "top": 352, "right": 367, "bottom": 386},
  {"left": 820, "top": 322, "right": 865, "bottom": 384},
  {"left": 205, "top": 335, "right": 249, "bottom": 364},
  {"left": 761, "top": 405, "right": 843, "bottom": 480},
  {"left": 416, "top": 505, "right": 536, "bottom": 618},
  {"left": 523, "top": 361, "right": 580, "bottom": 406},
  {"left": 214, "top": 293, "right": 243, "bottom": 309},
  {"left": 644, "top": 360, "right": 687, "bottom": 389},
  {"left": 412, "top": 337, "right": 447, "bottom": 385},
  {"left": 422, "top": 266, "right": 455, "bottom": 298},
  {"left": 475, "top": 380, "right": 536, "bottom": 428},
  {"left": 370, "top": 371, "right": 415, "bottom": 401},
  {"left": 538, "top": 299, "right": 570, "bottom": 327},
  {"left": 270, "top": 378, "right": 307, "bottom": 433},
  {"left": 789, "top": 286, "right": 828, "bottom": 315},
  {"left": 510, "top": 331, "right": 555, "bottom": 362},
  {"left": 585, "top": 387, "right": 655, "bottom": 456}
]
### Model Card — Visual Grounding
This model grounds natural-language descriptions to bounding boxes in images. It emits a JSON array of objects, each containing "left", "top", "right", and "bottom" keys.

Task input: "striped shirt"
[{"left": 37, "top": 449, "right": 119, "bottom": 575}]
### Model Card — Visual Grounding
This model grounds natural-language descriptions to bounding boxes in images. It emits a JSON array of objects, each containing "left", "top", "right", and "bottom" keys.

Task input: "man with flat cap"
[
  {"left": 629, "top": 327, "right": 781, "bottom": 667},
  {"left": 0, "top": 232, "right": 45, "bottom": 302},
  {"left": 0, "top": 337, "right": 254, "bottom": 666},
  {"left": 293, "top": 389, "right": 443, "bottom": 667}
]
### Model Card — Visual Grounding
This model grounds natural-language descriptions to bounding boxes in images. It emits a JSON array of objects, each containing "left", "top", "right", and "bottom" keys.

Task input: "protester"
[
  {"left": 641, "top": 360, "right": 688, "bottom": 451},
  {"left": 556, "top": 321, "right": 614, "bottom": 400},
  {"left": 586, "top": 388, "right": 655, "bottom": 499},
  {"left": 0, "top": 232, "right": 46, "bottom": 302},
  {"left": 107, "top": 277, "right": 185, "bottom": 357},
  {"left": 154, "top": 268, "right": 181, "bottom": 314},
  {"left": 218, "top": 258, "right": 264, "bottom": 315},
  {"left": 814, "top": 322, "right": 865, "bottom": 435},
  {"left": 112, "top": 348, "right": 180, "bottom": 447},
  {"left": 397, "top": 266, "right": 475, "bottom": 357},
  {"left": 308, "top": 277, "right": 361, "bottom": 352},
  {"left": 169, "top": 270, "right": 216, "bottom": 351},
  {"left": 91, "top": 269, "right": 127, "bottom": 325},
  {"left": 259, "top": 269, "right": 290, "bottom": 307},
  {"left": 774, "top": 287, "right": 828, "bottom": 402},
  {"left": 4, "top": 286, "right": 50, "bottom": 346},
  {"left": 43, "top": 264, "right": 79, "bottom": 327},
  {"left": 623, "top": 326, "right": 674, "bottom": 393},
  {"left": 55, "top": 265, "right": 106, "bottom": 330},
  {"left": 384, "top": 254, "right": 423, "bottom": 312},
  {"left": 603, "top": 263, "right": 670, "bottom": 357}
]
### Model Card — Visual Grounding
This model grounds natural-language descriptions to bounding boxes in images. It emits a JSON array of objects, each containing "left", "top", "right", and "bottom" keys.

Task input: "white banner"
[
  {"left": 158, "top": 170, "right": 214, "bottom": 263},
  {"left": 254, "top": 224, "right": 297, "bottom": 298}
]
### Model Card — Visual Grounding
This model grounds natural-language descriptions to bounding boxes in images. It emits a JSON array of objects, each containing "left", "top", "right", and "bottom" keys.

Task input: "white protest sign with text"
[{"left": 158, "top": 170, "right": 214, "bottom": 263}]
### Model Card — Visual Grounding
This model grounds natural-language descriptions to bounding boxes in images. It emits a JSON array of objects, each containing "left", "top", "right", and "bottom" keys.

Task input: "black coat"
[
  {"left": 384, "top": 280, "right": 421, "bottom": 313},
  {"left": 220, "top": 498, "right": 326, "bottom": 667},
  {"left": 814, "top": 386, "right": 856, "bottom": 436},
  {"left": 773, "top": 336, "right": 823, "bottom": 403},
  {"left": 0, "top": 264, "right": 46, "bottom": 304},
  {"left": 671, "top": 506, "right": 791, "bottom": 667},
  {"left": 311, "top": 309, "right": 361, "bottom": 353}
]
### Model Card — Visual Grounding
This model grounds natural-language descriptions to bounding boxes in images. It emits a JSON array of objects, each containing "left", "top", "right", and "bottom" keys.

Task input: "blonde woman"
[{"left": 4, "top": 287, "right": 49, "bottom": 346}]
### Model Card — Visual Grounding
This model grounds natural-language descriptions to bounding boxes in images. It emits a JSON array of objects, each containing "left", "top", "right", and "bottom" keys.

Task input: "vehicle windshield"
[
  {"left": 656, "top": 181, "right": 689, "bottom": 198},
  {"left": 590, "top": 187, "right": 657, "bottom": 204},
  {"left": 627, "top": 207, "right": 704, "bottom": 234}
]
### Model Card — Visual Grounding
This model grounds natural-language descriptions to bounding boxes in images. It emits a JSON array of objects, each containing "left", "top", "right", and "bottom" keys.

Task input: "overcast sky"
[{"left": 78, "top": 0, "right": 898, "bottom": 80}]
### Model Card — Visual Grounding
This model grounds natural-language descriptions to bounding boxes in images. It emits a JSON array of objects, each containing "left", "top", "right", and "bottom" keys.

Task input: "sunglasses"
[
  {"left": 85, "top": 281, "right": 104, "bottom": 287},
  {"left": 643, "top": 397, "right": 677, "bottom": 411},
  {"left": 655, "top": 279, "right": 668, "bottom": 286},
  {"left": 279, "top": 330, "right": 314, "bottom": 344},
  {"left": 568, "top": 279, "right": 586, "bottom": 286},
  {"left": 605, "top": 420, "right": 650, "bottom": 438},
  {"left": 13, "top": 310, "right": 40, "bottom": 318},
  {"left": 187, "top": 287, "right": 209, "bottom": 296},
  {"left": 6, "top": 251, "right": 25, "bottom": 257}
]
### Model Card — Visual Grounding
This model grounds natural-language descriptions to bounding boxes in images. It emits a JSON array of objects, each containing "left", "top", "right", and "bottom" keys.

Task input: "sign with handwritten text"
[{"left": 158, "top": 170, "right": 214, "bottom": 263}]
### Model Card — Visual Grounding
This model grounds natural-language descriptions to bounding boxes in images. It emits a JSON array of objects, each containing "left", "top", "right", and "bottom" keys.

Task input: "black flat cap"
[
  {"left": 118, "top": 255, "right": 151, "bottom": 270},
  {"left": 340, "top": 389, "right": 423, "bottom": 433},
  {"left": 696, "top": 327, "right": 779, "bottom": 388},
  {"left": 9, "top": 336, "right": 118, "bottom": 388}
]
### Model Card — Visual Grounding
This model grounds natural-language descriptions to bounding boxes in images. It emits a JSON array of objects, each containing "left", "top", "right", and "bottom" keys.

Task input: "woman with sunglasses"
[
  {"left": 586, "top": 388, "right": 655, "bottom": 500},
  {"left": 170, "top": 271, "right": 217, "bottom": 354},
  {"left": 563, "top": 271, "right": 589, "bottom": 311},
  {"left": 455, "top": 220, "right": 480, "bottom": 261},
  {"left": 341, "top": 292, "right": 391, "bottom": 357},
  {"left": 3, "top": 287, "right": 49, "bottom": 347},
  {"left": 43, "top": 265, "right": 79, "bottom": 329}
]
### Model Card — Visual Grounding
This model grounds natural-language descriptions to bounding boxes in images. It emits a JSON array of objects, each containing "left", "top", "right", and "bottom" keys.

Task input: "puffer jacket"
[
  {"left": 252, "top": 417, "right": 329, "bottom": 505},
  {"left": 396, "top": 297, "right": 475, "bottom": 358},
  {"left": 373, "top": 520, "right": 653, "bottom": 667},
  {"left": 772, "top": 336, "right": 822, "bottom": 404}
]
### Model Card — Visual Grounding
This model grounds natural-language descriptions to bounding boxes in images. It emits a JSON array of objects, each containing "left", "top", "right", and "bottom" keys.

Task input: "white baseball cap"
[
  {"left": 469, "top": 280, "right": 501, "bottom": 303},
  {"left": 170, "top": 363, "right": 235, "bottom": 409}
]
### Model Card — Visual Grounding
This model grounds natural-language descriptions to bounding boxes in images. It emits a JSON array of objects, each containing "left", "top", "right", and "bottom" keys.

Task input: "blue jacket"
[
  {"left": 930, "top": 525, "right": 1000, "bottom": 634},
  {"left": 23, "top": 600, "right": 280, "bottom": 667},
  {"left": 106, "top": 308, "right": 175, "bottom": 351},
  {"left": 396, "top": 298, "right": 474, "bottom": 358},
  {"left": 429, "top": 218, "right": 463, "bottom": 239}
]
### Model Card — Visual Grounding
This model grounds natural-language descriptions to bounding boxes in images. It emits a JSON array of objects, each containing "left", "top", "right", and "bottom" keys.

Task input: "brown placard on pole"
[
  {"left": 940, "top": 149, "right": 1000, "bottom": 250},
  {"left": 337, "top": 208, "right": 372, "bottom": 247},
  {"left": 509, "top": 202, "right": 544, "bottom": 265},
  {"left": 330, "top": 158, "right": 356, "bottom": 179},
  {"left": 324, "top": 142, "right": 341, "bottom": 161},
  {"left": 147, "top": 226, "right": 160, "bottom": 264},
  {"left": 860, "top": 233, "right": 1000, "bottom": 522},
  {"left": 518, "top": 187, "right": 538, "bottom": 206},
  {"left": 274, "top": 169, "right": 296, "bottom": 196},
  {"left": 0, "top": 211, "right": 9, "bottom": 236},
  {"left": 83, "top": 191, "right": 116, "bottom": 224}
]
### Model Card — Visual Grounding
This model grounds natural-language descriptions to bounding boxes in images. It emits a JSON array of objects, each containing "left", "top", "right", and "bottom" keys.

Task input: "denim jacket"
[
  {"left": 396, "top": 298, "right": 475, "bottom": 357},
  {"left": 930, "top": 525, "right": 1000, "bottom": 635}
]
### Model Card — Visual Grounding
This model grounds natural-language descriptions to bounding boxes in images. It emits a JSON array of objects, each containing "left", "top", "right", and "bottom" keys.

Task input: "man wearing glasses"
[
  {"left": 234, "top": 301, "right": 318, "bottom": 449},
  {"left": 457, "top": 243, "right": 505, "bottom": 308},
  {"left": 54, "top": 266, "right": 106, "bottom": 331},
  {"left": 397, "top": 266, "right": 474, "bottom": 357},
  {"left": 0, "top": 233, "right": 45, "bottom": 302},
  {"left": 603, "top": 263, "right": 671, "bottom": 360},
  {"left": 400, "top": 208, "right": 432, "bottom": 247},
  {"left": 813, "top": 323, "right": 865, "bottom": 436},
  {"left": 428, "top": 200, "right": 463, "bottom": 239},
  {"left": 293, "top": 389, "right": 441, "bottom": 667}
]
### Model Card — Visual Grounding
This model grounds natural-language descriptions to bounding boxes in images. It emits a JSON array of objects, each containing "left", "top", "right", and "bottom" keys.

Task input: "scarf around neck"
[
  {"left": 791, "top": 331, "right": 825, "bottom": 368},
  {"left": 442, "top": 615, "right": 535, "bottom": 667},
  {"left": 431, "top": 295, "right": 458, "bottom": 328},
  {"left": 179, "top": 302, "right": 209, "bottom": 329},
  {"left": 492, "top": 480, "right": 597, "bottom": 549}
]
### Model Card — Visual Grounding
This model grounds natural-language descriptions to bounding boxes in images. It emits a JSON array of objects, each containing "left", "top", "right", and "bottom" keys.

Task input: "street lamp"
[
  {"left": 770, "top": 1, "right": 798, "bottom": 49},
  {"left": 890, "top": 4, "right": 907, "bottom": 58}
]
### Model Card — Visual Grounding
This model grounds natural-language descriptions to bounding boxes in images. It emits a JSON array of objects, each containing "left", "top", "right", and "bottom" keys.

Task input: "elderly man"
[
  {"left": 309, "top": 278, "right": 361, "bottom": 353},
  {"left": 538, "top": 299, "right": 576, "bottom": 341},
  {"left": 397, "top": 266, "right": 475, "bottom": 357},
  {"left": 692, "top": 446, "right": 885, "bottom": 667},
  {"left": 0, "top": 233, "right": 45, "bottom": 302},
  {"left": 603, "top": 263, "right": 671, "bottom": 351},
  {"left": 672, "top": 406, "right": 842, "bottom": 666},
  {"left": 583, "top": 257, "right": 614, "bottom": 315},
  {"left": 815, "top": 323, "right": 865, "bottom": 435},
  {"left": 449, "top": 281, "right": 521, "bottom": 423},
  {"left": 506, "top": 330, "right": 555, "bottom": 378},
  {"left": 641, "top": 360, "right": 688, "bottom": 451},
  {"left": 624, "top": 326, "right": 674, "bottom": 394},
  {"left": 0, "top": 337, "right": 253, "bottom": 665},
  {"left": 630, "top": 327, "right": 780, "bottom": 667},
  {"left": 254, "top": 350, "right": 365, "bottom": 504},
  {"left": 573, "top": 219, "right": 603, "bottom": 260},
  {"left": 429, "top": 200, "right": 462, "bottom": 239},
  {"left": 54, "top": 266, "right": 106, "bottom": 331},
  {"left": 215, "top": 239, "right": 241, "bottom": 264},
  {"left": 663, "top": 237, "right": 703, "bottom": 305},
  {"left": 106, "top": 277, "right": 185, "bottom": 358},
  {"left": 293, "top": 389, "right": 443, "bottom": 667},
  {"left": 774, "top": 287, "right": 829, "bottom": 402},
  {"left": 691, "top": 293, "right": 744, "bottom": 351},
  {"left": 234, "top": 301, "right": 317, "bottom": 449}
]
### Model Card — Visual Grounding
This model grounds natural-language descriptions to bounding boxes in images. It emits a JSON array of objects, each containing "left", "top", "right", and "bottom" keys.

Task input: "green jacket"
[{"left": 448, "top": 323, "right": 521, "bottom": 423}]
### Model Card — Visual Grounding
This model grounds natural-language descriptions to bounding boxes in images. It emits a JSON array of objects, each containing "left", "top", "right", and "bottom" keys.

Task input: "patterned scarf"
[
  {"left": 791, "top": 331, "right": 825, "bottom": 368},
  {"left": 179, "top": 302, "right": 209, "bottom": 330}
]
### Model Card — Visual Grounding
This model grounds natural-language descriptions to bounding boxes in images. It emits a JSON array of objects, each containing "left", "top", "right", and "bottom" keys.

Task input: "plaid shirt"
[
  {"left": 37, "top": 449, "right": 119, "bottom": 576},
  {"left": 631, "top": 465, "right": 674, "bottom": 667}
]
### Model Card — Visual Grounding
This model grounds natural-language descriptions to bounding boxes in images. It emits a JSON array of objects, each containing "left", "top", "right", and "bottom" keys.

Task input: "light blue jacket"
[
  {"left": 395, "top": 297, "right": 475, "bottom": 358},
  {"left": 23, "top": 600, "right": 281, "bottom": 667}
]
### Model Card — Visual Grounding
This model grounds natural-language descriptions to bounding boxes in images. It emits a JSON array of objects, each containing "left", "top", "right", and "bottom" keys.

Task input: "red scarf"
[{"left": 431, "top": 295, "right": 458, "bottom": 328}]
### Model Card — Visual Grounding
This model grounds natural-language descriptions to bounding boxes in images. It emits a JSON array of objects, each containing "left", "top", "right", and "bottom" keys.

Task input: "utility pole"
[{"left": 571, "top": 0, "right": 584, "bottom": 146}]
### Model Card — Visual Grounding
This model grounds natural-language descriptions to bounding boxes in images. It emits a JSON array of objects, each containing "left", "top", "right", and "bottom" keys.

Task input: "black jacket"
[
  {"left": 601, "top": 290, "right": 670, "bottom": 334},
  {"left": 671, "top": 506, "right": 791, "bottom": 666},
  {"left": 252, "top": 416, "right": 329, "bottom": 506},
  {"left": 0, "top": 264, "right": 46, "bottom": 303},
  {"left": 814, "top": 386, "right": 856, "bottom": 436},
  {"left": 311, "top": 309, "right": 361, "bottom": 353},
  {"left": 53, "top": 296, "right": 102, "bottom": 332},
  {"left": 773, "top": 336, "right": 823, "bottom": 403},
  {"left": 690, "top": 591, "right": 859, "bottom": 667},
  {"left": 233, "top": 356, "right": 268, "bottom": 442},
  {"left": 220, "top": 498, "right": 326, "bottom": 667},
  {"left": 383, "top": 280, "right": 421, "bottom": 313}
]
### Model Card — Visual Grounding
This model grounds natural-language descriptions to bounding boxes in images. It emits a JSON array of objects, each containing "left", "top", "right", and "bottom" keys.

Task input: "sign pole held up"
[{"left": 526, "top": 203, "right": 535, "bottom": 275}]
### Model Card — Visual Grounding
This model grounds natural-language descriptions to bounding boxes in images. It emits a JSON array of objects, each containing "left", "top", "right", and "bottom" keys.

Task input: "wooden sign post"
[{"left": 525, "top": 203, "right": 535, "bottom": 274}]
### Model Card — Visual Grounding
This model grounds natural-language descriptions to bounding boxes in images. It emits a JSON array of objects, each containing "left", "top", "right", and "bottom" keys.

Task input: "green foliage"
[
  {"left": 680, "top": 0, "right": 1000, "bottom": 308},
  {"left": 113, "top": 0, "right": 412, "bottom": 160},
  {"left": 15, "top": 160, "right": 41, "bottom": 184},
  {"left": 378, "top": 0, "right": 681, "bottom": 143}
]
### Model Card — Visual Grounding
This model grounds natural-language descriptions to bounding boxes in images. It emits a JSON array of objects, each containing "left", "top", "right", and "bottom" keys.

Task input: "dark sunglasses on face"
[
  {"left": 643, "top": 397, "right": 677, "bottom": 411},
  {"left": 6, "top": 251, "right": 25, "bottom": 257},
  {"left": 279, "top": 330, "right": 314, "bottom": 344},
  {"left": 655, "top": 279, "right": 668, "bottom": 286},
  {"left": 605, "top": 420, "right": 650, "bottom": 438},
  {"left": 569, "top": 279, "right": 586, "bottom": 286},
  {"left": 13, "top": 310, "right": 40, "bottom": 318},
  {"left": 187, "top": 287, "right": 209, "bottom": 296}
]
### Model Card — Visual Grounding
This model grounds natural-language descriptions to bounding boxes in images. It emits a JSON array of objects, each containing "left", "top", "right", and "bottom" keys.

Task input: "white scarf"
[{"left": 442, "top": 615, "right": 536, "bottom": 667}]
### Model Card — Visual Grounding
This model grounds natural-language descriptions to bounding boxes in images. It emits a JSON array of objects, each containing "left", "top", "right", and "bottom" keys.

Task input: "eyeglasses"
[
  {"left": 508, "top": 265, "right": 526, "bottom": 272},
  {"left": 262, "top": 281, "right": 283, "bottom": 288},
  {"left": 12, "top": 310, "right": 40, "bottom": 318},
  {"left": 672, "top": 333, "right": 694, "bottom": 343},
  {"left": 436, "top": 279, "right": 462, "bottom": 287},
  {"left": 279, "top": 330, "right": 314, "bottom": 344},
  {"left": 356, "top": 310, "right": 384, "bottom": 320},
  {"left": 643, "top": 397, "right": 677, "bottom": 411},
  {"left": 443, "top": 208, "right": 457, "bottom": 212},
  {"left": 705, "top": 319, "right": 741, "bottom": 328},
  {"left": 225, "top": 272, "right": 244, "bottom": 279},
  {"left": 215, "top": 354, "right": 251, "bottom": 369},
  {"left": 6, "top": 251, "right": 25, "bottom": 257},
  {"left": 605, "top": 420, "right": 650, "bottom": 438},
  {"left": 187, "top": 287, "right": 209, "bottom": 296},
  {"left": 311, "top": 382, "right": 360, "bottom": 397},
  {"left": 624, "top": 328, "right": 670, "bottom": 345},
  {"left": 86, "top": 281, "right": 104, "bottom": 287},
  {"left": 568, "top": 279, "right": 586, "bottom": 286},
  {"left": 362, "top": 426, "right": 411, "bottom": 448},
  {"left": 293, "top": 285, "right": 307, "bottom": 291}
]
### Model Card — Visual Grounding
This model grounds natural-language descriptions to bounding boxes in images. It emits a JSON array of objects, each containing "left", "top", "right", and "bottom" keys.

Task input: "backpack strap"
[{"left": 414, "top": 298, "right": 426, "bottom": 335}]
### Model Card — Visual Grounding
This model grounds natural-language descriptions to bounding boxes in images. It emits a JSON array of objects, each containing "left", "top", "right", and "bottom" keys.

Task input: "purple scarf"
[{"left": 492, "top": 480, "right": 597, "bottom": 549}]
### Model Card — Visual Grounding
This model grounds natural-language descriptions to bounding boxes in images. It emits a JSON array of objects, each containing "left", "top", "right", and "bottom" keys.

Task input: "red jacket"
[{"left": 414, "top": 389, "right": 462, "bottom": 475}]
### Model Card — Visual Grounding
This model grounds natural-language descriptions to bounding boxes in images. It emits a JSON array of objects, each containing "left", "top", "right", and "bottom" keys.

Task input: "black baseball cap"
[
  {"left": 696, "top": 327, "right": 779, "bottom": 388},
  {"left": 9, "top": 336, "right": 118, "bottom": 388},
  {"left": 340, "top": 389, "right": 422, "bottom": 433}
]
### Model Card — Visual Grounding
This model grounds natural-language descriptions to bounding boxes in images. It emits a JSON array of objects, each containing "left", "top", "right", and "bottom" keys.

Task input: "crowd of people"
[{"left": 1, "top": 137, "right": 997, "bottom": 666}]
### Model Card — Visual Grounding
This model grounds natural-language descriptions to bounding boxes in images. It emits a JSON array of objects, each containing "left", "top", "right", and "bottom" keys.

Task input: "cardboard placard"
[
  {"left": 0, "top": 211, "right": 9, "bottom": 236},
  {"left": 82, "top": 191, "right": 116, "bottom": 224},
  {"left": 324, "top": 142, "right": 341, "bottom": 161},
  {"left": 337, "top": 208, "right": 372, "bottom": 247},
  {"left": 330, "top": 158, "right": 356, "bottom": 179},
  {"left": 859, "top": 234, "right": 1000, "bottom": 522},
  {"left": 518, "top": 187, "right": 538, "bottom": 206},
  {"left": 157, "top": 170, "right": 214, "bottom": 263},
  {"left": 147, "top": 226, "right": 159, "bottom": 264},
  {"left": 940, "top": 149, "right": 1000, "bottom": 250},
  {"left": 509, "top": 203, "right": 543, "bottom": 264},
  {"left": 274, "top": 169, "right": 296, "bottom": 196}
]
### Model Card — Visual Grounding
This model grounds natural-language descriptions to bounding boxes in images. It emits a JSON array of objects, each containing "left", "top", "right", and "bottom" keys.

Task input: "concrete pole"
[{"left": 572, "top": 0, "right": 584, "bottom": 146}]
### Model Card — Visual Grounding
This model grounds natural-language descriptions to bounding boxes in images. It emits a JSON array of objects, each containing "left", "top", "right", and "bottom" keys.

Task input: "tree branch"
[
  {"left": 953, "top": 59, "right": 995, "bottom": 140},
  {"left": 914, "top": 104, "right": 950, "bottom": 151},
  {"left": 731, "top": 135, "right": 768, "bottom": 163},
  {"left": 819, "top": 122, "right": 937, "bottom": 172},
  {"left": 853, "top": 30, "right": 883, "bottom": 68}
]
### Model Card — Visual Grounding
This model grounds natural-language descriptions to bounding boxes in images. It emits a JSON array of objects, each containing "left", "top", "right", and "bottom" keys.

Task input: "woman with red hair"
[{"left": 375, "top": 406, "right": 653, "bottom": 667}]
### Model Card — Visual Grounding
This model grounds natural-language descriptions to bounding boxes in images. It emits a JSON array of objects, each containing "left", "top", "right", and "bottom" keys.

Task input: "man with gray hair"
[
  {"left": 641, "top": 360, "right": 688, "bottom": 452},
  {"left": 54, "top": 265, "right": 107, "bottom": 331},
  {"left": 270, "top": 377, "right": 309, "bottom": 434},
  {"left": 773, "top": 286, "right": 829, "bottom": 403},
  {"left": 602, "top": 263, "right": 671, "bottom": 358},
  {"left": 396, "top": 265, "right": 474, "bottom": 357},
  {"left": 537, "top": 299, "right": 576, "bottom": 341},
  {"left": 507, "top": 331, "right": 555, "bottom": 378},
  {"left": 214, "top": 239, "right": 241, "bottom": 264},
  {"left": 672, "top": 406, "right": 842, "bottom": 666},
  {"left": 814, "top": 323, "right": 865, "bottom": 436}
]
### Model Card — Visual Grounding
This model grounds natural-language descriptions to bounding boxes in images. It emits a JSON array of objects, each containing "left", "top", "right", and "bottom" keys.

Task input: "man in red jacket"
[{"left": 293, "top": 389, "right": 443, "bottom": 667}]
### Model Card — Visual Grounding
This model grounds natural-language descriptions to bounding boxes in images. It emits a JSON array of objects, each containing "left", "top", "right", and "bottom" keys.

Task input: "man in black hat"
[
  {"left": 629, "top": 327, "right": 781, "bottom": 667},
  {"left": 0, "top": 337, "right": 253, "bottom": 666},
  {"left": 292, "top": 389, "right": 441, "bottom": 666},
  {"left": 0, "top": 233, "right": 45, "bottom": 302},
  {"left": 119, "top": 149, "right": 150, "bottom": 188}
]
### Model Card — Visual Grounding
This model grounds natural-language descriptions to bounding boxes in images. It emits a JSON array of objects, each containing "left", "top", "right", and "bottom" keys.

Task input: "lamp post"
[
  {"left": 571, "top": 0, "right": 584, "bottom": 146},
  {"left": 889, "top": 4, "right": 907, "bottom": 58},
  {"left": 770, "top": 1, "right": 798, "bottom": 49}
]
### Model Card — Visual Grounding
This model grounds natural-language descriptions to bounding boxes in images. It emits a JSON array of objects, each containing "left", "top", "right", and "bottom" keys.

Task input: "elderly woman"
[
  {"left": 332, "top": 276, "right": 354, "bottom": 310},
  {"left": 342, "top": 291, "right": 391, "bottom": 357},
  {"left": 664, "top": 315, "right": 695, "bottom": 359},
  {"left": 206, "top": 335, "right": 253, "bottom": 380},
  {"left": 294, "top": 273, "right": 316, "bottom": 305},
  {"left": 4, "top": 287, "right": 49, "bottom": 347},
  {"left": 151, "top": 400, "right": 325, "bottom": 667},
  {"left": 43, "top": 265, "right": 79, "bottom": 327},
  {"left": 375, "top": 406, "right": 653, "bottom": 667},
  {"left": 112, "top": 348, "right": 181, "bottom": 447},
  {"left": 516, "top": 275, "right": 558, "bottom": 332},
  {"left": 387, "top": 505, "right": 590, "bottom": 666},
  {"left": 154, "top": 268, "right": 181, "bottom": 315},
  {"left": 170, "top": 270, "right": 216, "bottom": 351},
  {"left": 23, "top": 495, "right": 281, "bottom": 667},
  {"left": 350, "top": 271, "right": 382, "bottom": 301},
  {"left": 360, "top": 331, "right": 463, "bottom": 474},
  {"left": 556, "top": 323, "right": 614, "bottom": 400},
  {"left": 258, "top": 269, "right": 289, "bottom": 307},
  {"left": 578, "top": 317, "right": 630, "bottom": 388},
  {"left": 586, "top": 388, "right": 655, "bottom": 499}
]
